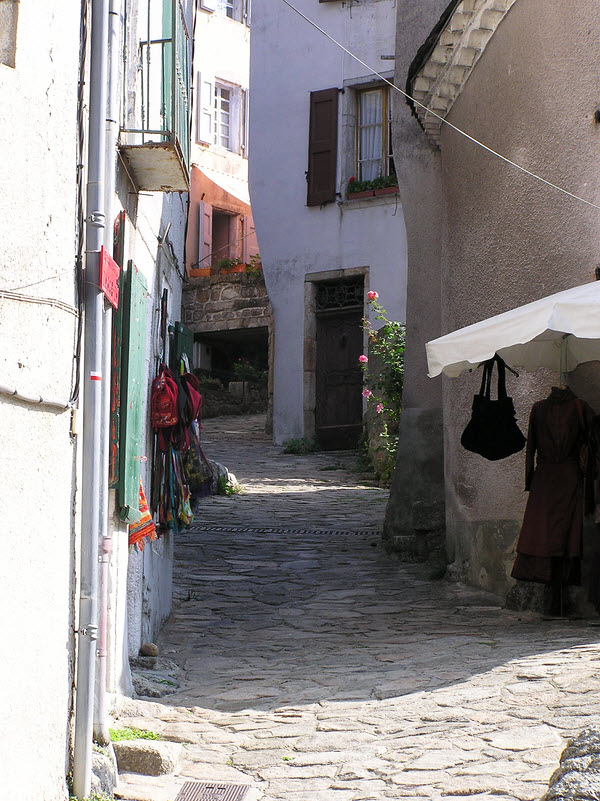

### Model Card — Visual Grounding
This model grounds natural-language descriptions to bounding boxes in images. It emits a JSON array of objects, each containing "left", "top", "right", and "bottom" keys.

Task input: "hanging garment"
[{"left": 512, "top": 387, "right": 594, "bottom": 585}]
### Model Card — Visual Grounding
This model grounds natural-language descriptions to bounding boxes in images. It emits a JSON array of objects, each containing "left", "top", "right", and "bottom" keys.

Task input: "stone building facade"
[{"left": 388, "top": 0, "right": 600, "bottom": 608}]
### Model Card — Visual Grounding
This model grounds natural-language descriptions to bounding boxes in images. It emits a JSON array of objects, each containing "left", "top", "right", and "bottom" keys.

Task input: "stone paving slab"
[
  {"left": 115, "top": 414, "right": 600, "bottom": 801},
  {"left": 191, "top": 414, "right": 389, "bottom": 531}
]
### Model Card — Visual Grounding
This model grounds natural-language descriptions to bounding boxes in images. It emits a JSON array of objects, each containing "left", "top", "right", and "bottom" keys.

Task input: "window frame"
[
  {"left": 214, "top": 82, "right": 232, "bottom": 150},
  {"left": 214, "top": 0, "right": 235, "bottom": 17},
  {"left": 207, "top": 0, "right": 250, "bottom": 23},
  {"left": 198, "top": 76, "right": 246, "bottom": 154},
  {"left": 355, "top": 85, "right": 393, "bottom": 182}
]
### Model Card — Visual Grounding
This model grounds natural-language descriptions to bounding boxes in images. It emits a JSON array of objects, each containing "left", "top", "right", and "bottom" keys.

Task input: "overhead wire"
[{"left": 279, "top": 0, "right": 600, "bottom": 214}]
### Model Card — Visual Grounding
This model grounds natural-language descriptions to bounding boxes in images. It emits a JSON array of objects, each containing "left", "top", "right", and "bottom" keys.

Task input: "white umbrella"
[{"left": 427, "top": 280, "right": 600, "bottom": 378}]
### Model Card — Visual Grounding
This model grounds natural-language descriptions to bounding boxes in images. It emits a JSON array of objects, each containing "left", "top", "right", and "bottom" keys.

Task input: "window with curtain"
[{"left": 357, "top": 87, "right": 395, "bottom": 181}]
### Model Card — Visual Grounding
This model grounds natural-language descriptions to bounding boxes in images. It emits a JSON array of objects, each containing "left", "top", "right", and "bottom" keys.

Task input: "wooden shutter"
[
  {"left": 242, "top": 0, "right": 251, "bottom": 24},
  {"left": 241, "top": 88, "right": 249, "bottom": 157},
  {"left": 307, "top": 88, "right": 339, "bottom": 207},
  {"left": 109, "top": 211, "right": 126, "bottom": 488},
  {"left": 198, "top": 201, "right": 212, "bottom": 267},
  {"left": 242, "top": 214, "right": 255, "bottom": 263},
  {"left": 197, "top": 72, "right": 214, "bottom": 144},
  {"left": 118, "top": 262, "right": 147, "bottom": 523}
]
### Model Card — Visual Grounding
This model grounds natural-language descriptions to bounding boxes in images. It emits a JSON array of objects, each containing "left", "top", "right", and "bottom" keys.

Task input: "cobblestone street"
[{"left": 116, "top": 414, "right": 600, "bottom": 801}]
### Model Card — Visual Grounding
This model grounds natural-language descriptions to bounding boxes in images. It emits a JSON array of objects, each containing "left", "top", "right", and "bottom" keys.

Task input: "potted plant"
[
  {"left": 372, "top": 174, "right": 399, "bottom": 197},
  {"left": 346, "top": 176, "right": 374, "bottom": 199},
  {"left": 243, "top": 254, "right": 263, "bottom": 277},
  {"left": 188, "top": 264, "right": 211, "bottom": 277},
  {"left": 217, "top": 256, "right": 245, "bottom": 274},
  {"left": 346, "top": 174, "right": 399, "bottom": 200}
]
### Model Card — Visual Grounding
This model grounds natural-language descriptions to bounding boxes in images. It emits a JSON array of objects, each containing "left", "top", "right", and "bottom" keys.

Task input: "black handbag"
[{"left": 460, "top": 354, "right": 526, "bottom": 461}]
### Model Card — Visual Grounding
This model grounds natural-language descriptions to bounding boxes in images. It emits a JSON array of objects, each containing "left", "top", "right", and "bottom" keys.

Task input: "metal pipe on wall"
[
  {"left": 72, "top": 0, "right": 109, "bottom": 795},
  {"left": 94, "top": 0, "right": 122, "bottom": 749}
]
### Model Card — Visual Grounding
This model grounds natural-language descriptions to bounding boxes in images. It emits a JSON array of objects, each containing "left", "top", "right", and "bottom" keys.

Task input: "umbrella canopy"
[{"left": 427, "top": 281, "right": 600, "bottom": 378}]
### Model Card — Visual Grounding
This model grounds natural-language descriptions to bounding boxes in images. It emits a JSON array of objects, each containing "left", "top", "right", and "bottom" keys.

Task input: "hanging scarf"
[{"left": 128, "top": 478, "right": 157, "bottom": 550}]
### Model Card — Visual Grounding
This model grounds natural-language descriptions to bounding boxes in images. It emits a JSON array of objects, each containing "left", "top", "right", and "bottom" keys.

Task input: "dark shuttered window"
[{"left": 307, "top": 87, "right": 339, "bottom": 207}]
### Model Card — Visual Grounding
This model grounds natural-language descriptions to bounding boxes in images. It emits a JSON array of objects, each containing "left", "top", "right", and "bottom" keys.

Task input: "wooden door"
[{"left": 315, "top": 307, "right": 363, "bottom": 449}]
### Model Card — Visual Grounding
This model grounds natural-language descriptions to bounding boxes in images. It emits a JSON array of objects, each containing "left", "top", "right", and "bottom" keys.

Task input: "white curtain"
[{"left": 359, "top": 90, "right": 382, "bottom": 181}]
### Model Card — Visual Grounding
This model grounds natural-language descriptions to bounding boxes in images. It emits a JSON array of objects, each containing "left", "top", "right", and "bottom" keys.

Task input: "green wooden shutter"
[
  {"left": 118, "top": 261, "right": 148, "bottom": 523},
  {"left": 109, "top": 211, "right": 126, "bottom": 488},
  {"left": 170, "top": 321, "right": 194, "bottom": 372}
]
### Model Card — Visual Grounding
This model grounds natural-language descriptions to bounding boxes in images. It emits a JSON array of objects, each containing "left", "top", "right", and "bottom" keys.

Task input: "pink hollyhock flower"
[
  {"left": 376, "top": 403, "right": 384, "bottom": 414},
  {"left": 362, "top": 388, "right": 372, "bottom": 398},
  {"left": 358, "top": 354, "right": 368, "bottom": 364},
  {"left": 367, "top": 290, "right": 379, "bottom": 301}
]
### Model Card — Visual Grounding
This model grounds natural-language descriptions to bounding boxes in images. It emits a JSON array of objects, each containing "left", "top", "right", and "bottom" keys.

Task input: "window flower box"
[
  {"left": 348, "top": 189, "right": 375, "bottom": 200},
  {"left": 220, "top": 264, "right": 246, "bottom": 274},
  {"left": 188, "top": 267, "right": 211, "bottom": 277},
  {"left": 373, "top": 186, "right": 399, "bottom": 197},
  {"left": 346, "top": 175, "right": 398, "bottom": 200}
]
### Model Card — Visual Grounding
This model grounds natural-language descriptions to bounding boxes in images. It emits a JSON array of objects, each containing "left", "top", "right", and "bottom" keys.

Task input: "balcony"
[{"left": 120, "top": 0, "right": 190, "bottom": 192}]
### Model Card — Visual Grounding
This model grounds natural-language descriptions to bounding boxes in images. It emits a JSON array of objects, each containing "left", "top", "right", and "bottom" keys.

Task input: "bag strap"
[
  {"left": 494, "top": 354, "right": 508, "bottom": 401},
  {"left": 479, "top": 358, "right": 493, "bottom": 399}
]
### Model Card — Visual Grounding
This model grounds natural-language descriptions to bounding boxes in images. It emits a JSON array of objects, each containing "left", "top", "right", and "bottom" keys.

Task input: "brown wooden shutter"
[{"left": 307, "top": 88, "right": 339, "bottom": 207}]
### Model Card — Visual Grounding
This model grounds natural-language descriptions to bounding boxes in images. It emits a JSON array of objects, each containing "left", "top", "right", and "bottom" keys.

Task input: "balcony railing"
[{"left": 120, "top": 0, "right": 190, "bottom": 192}]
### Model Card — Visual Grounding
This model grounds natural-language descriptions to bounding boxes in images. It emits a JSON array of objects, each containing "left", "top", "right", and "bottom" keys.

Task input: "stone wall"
[
  {"left": 183, "top": 272, "right": 273, "bottom": 430},
  {"left": 183, "top": 273, "right": 271, "bottom": 333}
]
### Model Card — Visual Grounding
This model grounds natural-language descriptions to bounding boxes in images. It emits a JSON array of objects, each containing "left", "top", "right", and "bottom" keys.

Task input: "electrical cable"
[
  {"left": 70, "top": 0, "right": 89, "bottom": 406},
  {"left": 279, "top": 0, "right": 600, "bottom": 214},
  {"left": 4, "top": 269, "right": 74, "bottom": 292},
  {"left": 0, "top": 290, "right": 78, "bottom": 316}
]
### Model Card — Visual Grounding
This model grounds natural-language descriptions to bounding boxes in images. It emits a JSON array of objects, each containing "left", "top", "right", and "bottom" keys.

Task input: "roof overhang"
[{"left": 407, "top": 0, "right": 518, "bottom": 147}]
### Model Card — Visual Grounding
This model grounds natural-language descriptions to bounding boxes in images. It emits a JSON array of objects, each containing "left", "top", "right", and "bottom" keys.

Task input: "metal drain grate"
[
  {"left": 174, "top": 781, "right": 250, "bottom": 801},
  {"left": 188, "top": 524, "right": 381, "bottom": 537}
]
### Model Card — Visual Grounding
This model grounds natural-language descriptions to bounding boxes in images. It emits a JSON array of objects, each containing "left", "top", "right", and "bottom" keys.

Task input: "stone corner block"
[
  {"left": 112, "top": 739, "right": 182, "bottom": 776},
  {"left": 412, "top": 499, "right": 445, "bottom": 532}
]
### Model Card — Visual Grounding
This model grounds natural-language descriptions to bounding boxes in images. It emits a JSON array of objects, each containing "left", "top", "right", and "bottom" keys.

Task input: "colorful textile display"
[
  {"left": 150, "top": 358, "right": 212, "bottom": 531},
  {"left": 182, "top": 420, "right": 215, "bottom": 501},
  {"left": 128, "top": 478, "right": 157, "bottom": 550},
  {"left": 152, "top": 445, "right": 193, "bottom": 531}
]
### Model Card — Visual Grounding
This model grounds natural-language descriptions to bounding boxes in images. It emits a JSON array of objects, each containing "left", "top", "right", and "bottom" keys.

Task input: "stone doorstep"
[{"left": 113, "top": 739, "right": 183, "bottom": 777}]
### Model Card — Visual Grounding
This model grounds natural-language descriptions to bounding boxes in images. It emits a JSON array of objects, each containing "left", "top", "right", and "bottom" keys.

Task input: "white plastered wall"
[
  {"left": 193, "top": 6, "right": 251, "bottom": 180},
  {"left": 250, "top": 0, "right": 408, "bottom": 443},
  {"left": 0, "top": 3, "right": 81, "bottom": 799}
]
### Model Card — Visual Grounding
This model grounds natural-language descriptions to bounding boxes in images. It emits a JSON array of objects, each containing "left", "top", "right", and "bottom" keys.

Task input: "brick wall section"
[{"left": 182, "top": 273, "right": 272, "bottom": 333}]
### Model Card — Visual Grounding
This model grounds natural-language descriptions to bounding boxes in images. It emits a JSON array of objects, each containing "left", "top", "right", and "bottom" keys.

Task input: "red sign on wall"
[{"left": 100, "top": 246, "right": 120, "bottom": 309}]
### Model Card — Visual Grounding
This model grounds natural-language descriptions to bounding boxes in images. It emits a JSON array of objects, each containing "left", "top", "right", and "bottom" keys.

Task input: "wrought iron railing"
[{"left": 122, "top": 0, "right": 190, "bottom": 185}]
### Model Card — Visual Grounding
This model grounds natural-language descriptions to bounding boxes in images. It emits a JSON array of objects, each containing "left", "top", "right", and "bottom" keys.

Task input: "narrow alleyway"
[{"left": 116, "top": 414, "right": 600, "bottom": 801}]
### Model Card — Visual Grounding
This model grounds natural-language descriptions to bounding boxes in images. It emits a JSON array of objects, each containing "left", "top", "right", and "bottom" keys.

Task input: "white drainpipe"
[
  {"left": 72, "top": 0, "right": 109, "bottom": 795},
  {"left": 94, "top": 0, "right": 121, "bottom": 749}
]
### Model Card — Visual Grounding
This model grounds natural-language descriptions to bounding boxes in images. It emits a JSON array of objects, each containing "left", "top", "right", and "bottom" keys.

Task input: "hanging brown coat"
[{"left": 512, "top": 387, "right": 594, "bottom": 585}]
